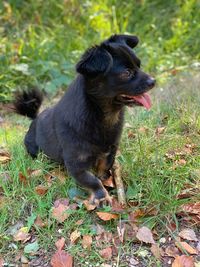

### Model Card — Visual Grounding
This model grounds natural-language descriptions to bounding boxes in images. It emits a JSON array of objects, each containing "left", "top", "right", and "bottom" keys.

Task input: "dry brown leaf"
[
  {"left": 175, "top": 242, "right": 197, "bottom": 255},
  {"left": 165, "top": 245, "right": 179, "bottom": 258},
  {"left": 13, "top": 227, "right": 31, "bottom": 243},
  {"left": 50, "top": 250, "right": 73, "bottom": 267},
  {"left": 0, "top": 150, "right": 11, "bottom": 164},
  {"left": 151, "top": 244, "right": 162, "bottom": 260},
  {"left": 34, "top": 216, "right": 46, "bottom": 228},
  {"left": 111, "top": 198, "right": 125, "bottom": 212},
  {"left": 102, "top": 176, "right": 115, "bottom": 188},
  {"left": 50, "top": 169, "right": 66, "bottom": 184},
  {"left": 99, "top": 247, "right": 112, "bottom": 259},
  {"left": 52, "top": 200, "right": 70, "bottom": 223},
  {"left": 138, "top": 127, "right": 149, "bottom": 133},
  {"left": 176, "top": 159, "right": 187, "bottom": 165},
  {"left": 172, "top": 255, "right": 194, "bottom": 267},
  {"left": 182, "top": 202, "right": 200, "bottom": 215},
  {"left": 129, "top": 209, "right": 145, "bottom": 223},
  {"left": 178, "top": 229, "right": 198, "bottom": 241},
  {"left": 35, "top": 185, "right": 48, "bottom": 196},
  {"left": 83, "top": 200, "right": 96, "bottom": 211},
  {"left": 55, "top": 237, "right": 65, "bottom": 251},
  {"left": 82, "top": 235, "right": 92, "bottom": 250},
  {"left": 127, "top": 130, "right": 136, "bottom": 139},
  {"left": 156, "top": 127, "right": 166, "bottom": 135},
  {"left": 70, "top": 230, "right": 81, "bottom": 244},
  {"left": 0, "top": 258, "right": 4, "bottom": 267},
  {"left": 29, "top": 169, "right": 43, "bottom": 177},
  {"left": 19, "top": 172, "right": 28, "bottom": 185},
  {"left": 96, "top": 212, "right": 119, "bottom": 221},
  {"left": 75, "top": 219, "right": 84, "bottom": 226},
  {"left": 136, "top": 226, "right": 155, "bottom": 244}
]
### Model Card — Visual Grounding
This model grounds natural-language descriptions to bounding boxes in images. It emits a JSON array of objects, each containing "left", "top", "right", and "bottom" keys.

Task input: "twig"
[{"left": 112, "top": 161, "right": 126, "bottom": 205}]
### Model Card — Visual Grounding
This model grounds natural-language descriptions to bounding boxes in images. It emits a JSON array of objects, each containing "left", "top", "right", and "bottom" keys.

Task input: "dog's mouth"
[{"left": 116, "top": 92, "right": 151, "bottom": 110}]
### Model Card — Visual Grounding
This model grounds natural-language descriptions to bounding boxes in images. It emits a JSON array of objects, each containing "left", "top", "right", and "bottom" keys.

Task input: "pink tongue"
[{"left": 132, "top": 93, "right": 151, "bottom": 110}]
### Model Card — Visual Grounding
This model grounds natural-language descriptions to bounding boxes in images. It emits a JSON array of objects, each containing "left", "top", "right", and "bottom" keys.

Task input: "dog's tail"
[{"left": 13, "top": 88, "right": 43, "bottom": 119}]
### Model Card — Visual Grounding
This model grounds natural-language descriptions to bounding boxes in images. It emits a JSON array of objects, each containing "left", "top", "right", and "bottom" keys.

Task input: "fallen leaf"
[
  {"left": 165, "top": 245, "right": 179, "bottom": 257},
  {"left": 19, "top": 172, "right": 28, "bottom": 185},
  {"left": 136, "top": 226, "right": 155, "bottom": 244},
  {"left": 127, "top": 130, "right": 136, "bottom": 139},
  {"left": 51, "top": 250, "right": 73, "bottom": 267},
  {"left": 50, "top": 169, "right": 66, "bottom": 184},
  {"left": 29, "top": 169, "right": 43, "bottom": 177},
  {"left": 75, "top": 219, "right": 84, "bottom": 226},
  {"left": 138, "top": 127, "right": 149, "bottom": 133},
  {"left": 181, "top": 202, "right": 200, "bottom": 215},
  {"left": 99, "top": 247, "right": 112, "bottom": 259},
  {"left": 156, "top": 127, "right": 166, "bottom": 135},
  {"left": 176, "top": 159, "right": 187, "bottom": 165},
  {"left": 111, "top": 198, "right": 125, "bottom": 212},
  {"left": 55, "top": 237, "right": 65, "bottom": 251},
  {"left": 13, "top": 227, "right": 31, "bottom": 243},
  {"left": 20, "top": 255, "right": 29, "bottom": 264},
  {"left": 34, "top": 216, "right": 46, "bottom": 228},
  {"left": 96, "top": 212, "right": 119, "bottom": 221},
  {"left": 52, "top": 199, "right": 70, "bottom": 223},
  {"left": 129, "top": 257, "right": 139, "bottom": 265},
  {"left": 91, "top": 223, "right": 105, "bottom": 235},
  {"left": 175, "top": 242, "right": 197, "bottom": 255},
  {"left": 102, "top": 176, "right": 115, "bottom": 188},
  {"left": 0, "top": 258, "right": 4, "bottom": 267},
  {"left": 70, "top": 230, "right": 81, "bottom": 244},
  {"left": 83, "top": 200, "right": 96, "bottom": 211},
  {"left": 0, "top": 149, "right": 11, "bottom": 164},
  {"left": 24, "top": 241, "right": 39, "bottom": 254},
  {"left": 35, "top": 185, "right": 48, "bottom": 195},
  {"left": 151, "top": 244, "right": 162, "bottom": 260},
  {"left": 178, "top": 229, "right": 198, "bottom": 241},
  {"left": 82, "top": 235, "right": 92, "bottom": 250},
  {"left": 129, "top": 209, "right": 145, "bottom": 223},
  {"left": 172, "top": 255, "right": 194, "bottom": 267}
]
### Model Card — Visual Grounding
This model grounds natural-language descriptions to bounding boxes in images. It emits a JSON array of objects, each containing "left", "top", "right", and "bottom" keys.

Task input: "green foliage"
[{"left": 0, "top": 0, "right": 200, "bottom": 101}]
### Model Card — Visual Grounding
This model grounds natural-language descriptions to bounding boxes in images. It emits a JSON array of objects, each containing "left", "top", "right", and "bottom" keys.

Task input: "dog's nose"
[{"left": 147, "top": 77, "right": 156, "bottom": 88}]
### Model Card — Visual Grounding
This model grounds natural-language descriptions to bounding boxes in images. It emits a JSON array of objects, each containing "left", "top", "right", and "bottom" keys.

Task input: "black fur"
[
  {"left": 14, "top": 88, "right": 43, "bottom": 119},
  {"left": 14, "top": 34, "right": 155, "bottom": 205}
]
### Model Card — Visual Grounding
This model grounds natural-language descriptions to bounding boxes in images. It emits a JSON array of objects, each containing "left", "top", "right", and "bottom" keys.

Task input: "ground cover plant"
[{"left": 0, "top": 0, "right": 200, "bottom": 266}]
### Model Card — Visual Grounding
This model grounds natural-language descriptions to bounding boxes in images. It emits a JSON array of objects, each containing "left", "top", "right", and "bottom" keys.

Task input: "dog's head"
[{"left": 76, "top": 34, "right": 155, "bottom": 110}]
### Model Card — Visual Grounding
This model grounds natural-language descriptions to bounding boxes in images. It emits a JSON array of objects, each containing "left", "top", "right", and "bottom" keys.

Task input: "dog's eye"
[{"left": 120, "top": 69, "right": 134, "bottom": 79}]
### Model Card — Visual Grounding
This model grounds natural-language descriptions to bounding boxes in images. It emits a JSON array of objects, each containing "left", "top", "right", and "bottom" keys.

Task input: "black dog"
[{"left": 14, "top": 34, "right": 155, "bottom": 205}]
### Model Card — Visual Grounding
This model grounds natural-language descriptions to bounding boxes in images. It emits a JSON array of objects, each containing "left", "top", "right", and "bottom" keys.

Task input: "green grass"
[
  {"left": 0, "top": 73, "right": 199, "bottom": 266},
  {"left": 1, "top": 0, "right": 200, "bottom": 101}
]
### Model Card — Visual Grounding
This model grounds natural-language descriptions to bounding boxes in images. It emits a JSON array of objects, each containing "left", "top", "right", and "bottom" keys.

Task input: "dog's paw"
[{"left": 89, "top": 188, "right": 112, "bottom": 207}]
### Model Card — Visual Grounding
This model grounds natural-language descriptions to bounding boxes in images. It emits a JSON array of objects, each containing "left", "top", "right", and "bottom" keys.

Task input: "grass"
[
  {"left": 0, "top": 72, "right": 199, "bottom": 266},
  {"left": 1, "top": 0, "right": 200, "bottom": 102}
]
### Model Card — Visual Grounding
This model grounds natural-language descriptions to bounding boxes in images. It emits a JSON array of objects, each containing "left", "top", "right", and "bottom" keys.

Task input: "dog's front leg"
[
  {"left": 65, "top": 160, "right": 111, "bottom": 206},
  {"left": 96, "top": 145, "right": 118, "bottom": 181}
]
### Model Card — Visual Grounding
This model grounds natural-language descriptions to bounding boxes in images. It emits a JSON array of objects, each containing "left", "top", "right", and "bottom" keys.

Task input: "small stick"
[{"left": 112, "top": 161, "right": 126, "bottom": 205}]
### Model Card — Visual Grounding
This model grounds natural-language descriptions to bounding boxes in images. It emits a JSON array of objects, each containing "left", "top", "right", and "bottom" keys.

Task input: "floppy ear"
[
  {"left": 76, "top": 46, "right": 113, "bottom": 77},
  {"left": 107, "top": 34, "right": 139, "bottom": 48}
]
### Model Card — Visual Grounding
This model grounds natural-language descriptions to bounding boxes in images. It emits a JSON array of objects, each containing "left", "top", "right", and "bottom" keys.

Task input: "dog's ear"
[
  {"left": 107, "top": 34, "right": 139, "bottom": 48},
  {"left": 76, "top": 46, "right": 113, "bottom": 77}
]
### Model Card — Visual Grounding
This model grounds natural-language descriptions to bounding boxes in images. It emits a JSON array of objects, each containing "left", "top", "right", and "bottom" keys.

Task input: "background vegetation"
[{"left": 0, "top": 0, "right": 200, "bottom": 101}]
